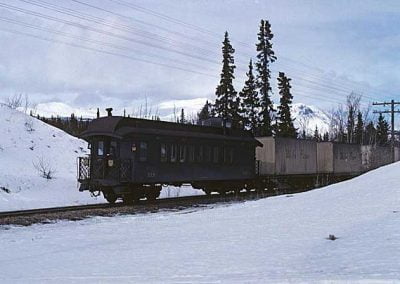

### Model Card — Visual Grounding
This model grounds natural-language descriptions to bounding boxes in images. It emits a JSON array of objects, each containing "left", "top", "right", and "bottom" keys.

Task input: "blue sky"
[{"left": 0, "top": 0, "right": 399, "bottom": 117}]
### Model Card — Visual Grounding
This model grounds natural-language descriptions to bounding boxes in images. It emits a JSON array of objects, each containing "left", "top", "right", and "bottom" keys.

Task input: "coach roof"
[{"left": 80, "top": 116, "right": 262, "bottom": 145}]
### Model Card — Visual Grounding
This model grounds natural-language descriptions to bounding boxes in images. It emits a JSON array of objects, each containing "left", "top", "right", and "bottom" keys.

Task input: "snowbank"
[
  {"left": 1, "top": 161, "right": 399, "bottom": 282},
  {"left": 0, "top": 104, "right": 104, "bottom": 210}
]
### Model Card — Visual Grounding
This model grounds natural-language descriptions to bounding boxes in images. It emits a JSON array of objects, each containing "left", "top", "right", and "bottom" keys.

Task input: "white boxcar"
[
  {"left": 256, "top": 137, "right": 317, "bottom": 176},
  {"left": 317, "top": 142, "right": 363, "bottom": 174},
  {"left": 361, "top": 145, "right": 392, "bottom": 170},
  {"left": 395, "top": 147, "right": 400, "bottom": 162},
  {"left": 335, "top": 143, "right": 362, "bottom": 174}
]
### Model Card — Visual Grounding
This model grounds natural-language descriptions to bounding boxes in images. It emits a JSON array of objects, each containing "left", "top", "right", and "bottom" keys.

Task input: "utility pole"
[{"left": 373, "top": 99, "right": 400, "bottom": 162}]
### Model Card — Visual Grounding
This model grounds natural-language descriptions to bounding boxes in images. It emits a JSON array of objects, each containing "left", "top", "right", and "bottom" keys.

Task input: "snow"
[
  {"left": 0, "top": 105, "right": 200, "bottom": 211},
  {"left": 0, "top": 104, "right": 105, "bottom": 211},
  {"left": 1, "top": 162, "right": 399, "bottom": 282},
  {"left": 291, "top": 103, "right": 330, "bottom": 135}
]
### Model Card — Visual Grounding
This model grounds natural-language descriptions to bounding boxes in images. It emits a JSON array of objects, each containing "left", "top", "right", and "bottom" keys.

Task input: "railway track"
[{"left": 0, "top": 190, "right": 277, "bottom": 226}]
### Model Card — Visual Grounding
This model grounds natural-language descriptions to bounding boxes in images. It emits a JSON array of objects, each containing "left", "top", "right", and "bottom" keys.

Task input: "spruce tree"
[
  {"left": 347, "top": 106, "right": 355, "bottom": 143},
  {"left": 313, "top": 126, "right": 320, "bottom": 141},
  {"left": 179, "top": 108, "right": 186, "bottom": 124},
  {"left": 255, "top": 19, "right": 276, "bottom": 136},
  {"left": 376, "top": 113, "right": 389, "bottom": 146},
  {"left": 197, "top": 100, "right": 212, "bottom": 122},
  {"left": 214, "top": 31, "right": 238, "bottom": 121},
  {"left": 239, "top": 59, "right": 259, "bottom": 134},
  {"left": 276, "top": 72, "right": 297, "bottom": 137},
  {"left": 354, "top": 111, "right": 364, "bottom": 144}
]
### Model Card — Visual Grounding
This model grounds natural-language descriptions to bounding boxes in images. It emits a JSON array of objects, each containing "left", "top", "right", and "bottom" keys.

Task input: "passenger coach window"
[
  {"left": 98, "top": 141, "right": 104, "bottom": 156},
  {"left": 223, "top": 147, "right": 228, "bottom": 164},
  {"left": 139, "top": 142, "right": 148, "bottom": 162},
  {"left": 205, "top": 146, "right": 212, "bottom": 163},
  {"left": 197, "top": 146, "right": 204, "bottom": 163},
  {"left": 179, "top": 145, "right": 186, "bottom": 163},
  {"left": 160, "top": 144, "right": 167, "bottom": 162},
  {"left": 188, "top": 145, "right": 195, "bottom": 163},
  {"left": 213, "top": 146, "right": 219, "bottom": 163},
  {"left": 171, "top": 144, "right": 177, "bottom": 162},
  {"left": 229, "top": 148, "right": 234, "bottom": 164},
  {"left": 110, "top": 141, "right": 117, "bottom": 156}
]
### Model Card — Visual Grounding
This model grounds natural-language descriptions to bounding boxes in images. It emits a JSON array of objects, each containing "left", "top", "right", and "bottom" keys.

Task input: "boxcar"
[
  {"left": 318, "top": 142, "right": 363, "bottom": 175},
  {"left": 361, "top": 145, "right": 392, "bottom": 170},
  {"left": 256, "top": 137, "right": 317, "bottom": 176},
  {"left": 78, "top": 115, "right": 261, "bottom": 203}
]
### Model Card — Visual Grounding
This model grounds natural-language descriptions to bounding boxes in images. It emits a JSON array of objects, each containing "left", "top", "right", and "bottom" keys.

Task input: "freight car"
[
  {"left": 361, "top": 145, "right": 393, "bottom": 170},
  {"left": 77, "top": 112, "right": 260, "bottom": 203},
  {"left": 255, "top": 138, "right": 365, "bottom": 191}
]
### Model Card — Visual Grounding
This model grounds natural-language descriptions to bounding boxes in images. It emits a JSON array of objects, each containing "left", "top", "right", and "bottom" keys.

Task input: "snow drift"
[
  {"left": 0, "top": 104, "right": 104, "bottom": 210},
  {"left": 1, "top": 161, "right": 399, "bottom": 282}
]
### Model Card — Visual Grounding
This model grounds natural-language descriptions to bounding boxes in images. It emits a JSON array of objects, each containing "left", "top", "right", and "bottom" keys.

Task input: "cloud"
[{"left": 0, "top": 0, "right": 399, "bottom": 114}]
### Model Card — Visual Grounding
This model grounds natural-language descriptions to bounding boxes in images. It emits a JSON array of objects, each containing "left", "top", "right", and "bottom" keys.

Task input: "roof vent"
[{"left": 106, "top": 108, "right": 113, "bottom": 117}]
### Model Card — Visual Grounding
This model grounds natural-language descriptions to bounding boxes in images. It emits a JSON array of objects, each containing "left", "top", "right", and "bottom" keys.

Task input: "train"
[{"left": 77, "top": 110, "right": 399, "bottom": 203}]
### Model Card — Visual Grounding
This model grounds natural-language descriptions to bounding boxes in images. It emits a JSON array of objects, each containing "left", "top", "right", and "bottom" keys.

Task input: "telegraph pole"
[{"left": 373, "top": 99, "right": 400, "bottom": 162}]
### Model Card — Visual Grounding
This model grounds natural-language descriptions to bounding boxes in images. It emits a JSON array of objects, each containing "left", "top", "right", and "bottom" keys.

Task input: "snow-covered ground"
[
  {"left": 1, "top": 161, "right": 399, "bottom": 283},
  {"left": 0, "top": 104, "right": 105, "bottom": 211},
  {"left": 0, "top": 105, "right": 201, "bottom": 211}
]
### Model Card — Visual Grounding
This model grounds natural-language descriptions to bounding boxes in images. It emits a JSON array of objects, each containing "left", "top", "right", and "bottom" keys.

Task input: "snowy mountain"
[
  {"left": 291, "top": 103, "right": 330, "bottom": 135},
  {"left": 0, "top": 104, "right": 104, "bottom": 210},
  {"left": 1, "top": 160, "right": 399, "bottom": 282}
]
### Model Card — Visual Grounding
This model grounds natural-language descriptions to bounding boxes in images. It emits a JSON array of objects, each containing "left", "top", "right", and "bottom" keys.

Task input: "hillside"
[
  {"left": 291, "top": 103, "right": 330, "bottom": 134},
  {"left": 0, "top": 104, "right": 104, "bottom": 210},
  {"left": 1, "top": 159, "right": 399, "bottom": 282}
]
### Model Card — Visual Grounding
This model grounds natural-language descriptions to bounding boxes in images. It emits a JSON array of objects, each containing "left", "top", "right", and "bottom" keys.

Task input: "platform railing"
[{"left": 78, "top": 157, "right": 132, "bottom": 181}]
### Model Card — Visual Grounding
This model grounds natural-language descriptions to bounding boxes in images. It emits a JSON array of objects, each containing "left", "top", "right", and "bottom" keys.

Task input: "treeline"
[{"left": 34, "top": 113, "right": 90, "bottom": 137}]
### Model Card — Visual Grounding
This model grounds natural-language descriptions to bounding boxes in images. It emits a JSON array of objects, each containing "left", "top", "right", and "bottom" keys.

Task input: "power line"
[
  {"left": 0, "top": 2, "right": 220, "bottom": 65},
  {"left": 0, "top": 26, "right": 218, "bottom": 78},
  {"left": 0, "top": 1, "right": 384, "bottom": 107},
  {"left": 8, "top": 0, "right": 382, "bottom": 104},
  {"left": 106, "top": 0, "right": 393, "bottom": 100},
  {"left": 0, "top": 16, "right": 215, "bottom": 72},
  {"left": 373, "top": 99, "right": 400, "bottom": 161}
]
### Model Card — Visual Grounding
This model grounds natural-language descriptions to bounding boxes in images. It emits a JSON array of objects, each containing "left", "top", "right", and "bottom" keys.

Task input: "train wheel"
[
  {"left": 145, "top": 191, "right": 157, "bottom": 201},
  {"left": 122, "top": 194, "right": 134, "bottom": 205},
  {"left": 145, "top": 186, "right": 161, "bottom": 201},
  {"left": 103, "top": 191, "right": 117, "bottom": 204}
]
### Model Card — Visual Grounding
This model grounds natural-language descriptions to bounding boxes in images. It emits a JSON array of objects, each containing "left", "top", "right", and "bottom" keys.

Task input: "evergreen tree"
[
  {"left": 323, "top": 132, "right": 329, "bottom": 141},
  {"left": 179, "top": 108, "right": 186, "bottom": 124},
  {"left": 301, "top": 129, "right": 306, "bottom": 139},
  {"left": 347, "top": 105, "right": 355, "bottom": 143},
  {"left": 239, "top": 59, "right": 259, "bottom": 134},
  {"left": 276, "top": 72, "right": 297, "bottom": 137},
  {"left": 313, "top": 126, "right": 320, "bottom": 141},
  {"left": 197, "top": 100, "right": 212, "bottom": 122},
  {"left": 255, "top": 19, "right": 276, "bottom": 136},
  {"left": 376, "top": 113, "right": 389, "bottom": 146},
  {"left": 354, "top": 111, "right": 364, "bottom": 144},
  {"left": 214, "top": 31, "right": 239, "bottom": 121}
]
